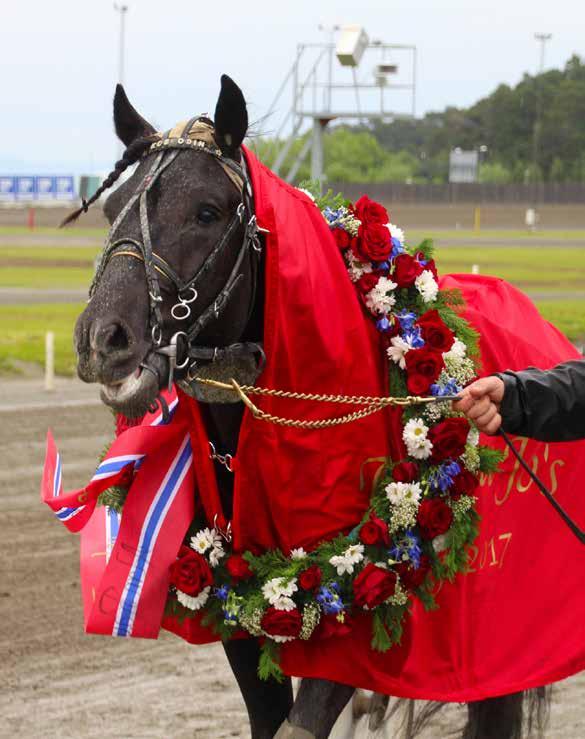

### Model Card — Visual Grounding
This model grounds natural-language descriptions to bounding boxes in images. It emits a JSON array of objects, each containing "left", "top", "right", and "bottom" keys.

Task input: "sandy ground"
[{"left": 1, "top": 378, "right": 583, "bottom": 739}]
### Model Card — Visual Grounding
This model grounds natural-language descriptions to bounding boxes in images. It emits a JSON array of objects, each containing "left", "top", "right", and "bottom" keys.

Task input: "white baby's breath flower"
[
  {"left": 262, "top": 577, "right": 299, "bottom": 604},
  {"left": 365, "top": 276, "right": 398, "bottom": 315},
  {"left": 177, "top": 586, "right": 210, "bottom": 611},
  {"left": 290, "top": 547, "right": 307, "bottom": 560},
  {"left": 415, "top": 270, "right": 439, "bottom": 304}
]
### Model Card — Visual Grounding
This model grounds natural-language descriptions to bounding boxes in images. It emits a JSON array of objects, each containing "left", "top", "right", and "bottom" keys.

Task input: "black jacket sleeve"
[{"left": 497, "top": 359, "right": 585, "bottom": 442}]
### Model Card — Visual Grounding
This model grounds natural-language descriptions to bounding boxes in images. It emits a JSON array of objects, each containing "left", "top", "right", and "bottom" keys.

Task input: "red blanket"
[{"left": 282, "top": 275, "right": 585, "bottom": 700}]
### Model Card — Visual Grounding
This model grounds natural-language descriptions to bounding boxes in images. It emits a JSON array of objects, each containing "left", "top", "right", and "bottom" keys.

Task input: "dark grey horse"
[{"left": 70, "top": 75, "right": 549, "bottom": 739}]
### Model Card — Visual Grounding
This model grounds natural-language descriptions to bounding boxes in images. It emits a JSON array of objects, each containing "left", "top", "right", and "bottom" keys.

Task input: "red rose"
[
  {"left": 414, "top": 253, "right": 439, "bottom": 281},
  {"left": 359, "top": 514, "right": 391, "bottom": 547},
  {"left": 261, "top": 606, "right": 303, "bottom": 639},
  {"left": 392, "top": 254, "right": 424, "bottom": 288},
  {"left": 353, "top": 563, "right": 397, "bottom": 609},
  {"left": 314, "top": 613, "right": 354, "bottom": 640},
  {"left": 417, "top": 310, "right": 455, "bottom": 353},
  {"left": 333, "top": 228, "right": 351, "bottom": 250},
  {"left": 393, "top": 461, "right": 419, "bottom": 483},
  {"left": 355, "top": 222, "right": 392, "bottom": 262},
  {"left": 417, "top": 498, "right": 453, "bottom": 540},
  {"left": 298, "top": 565, "right": 322, "bottom": 591},
  {"left": 396, "top": 555, "right": 432, "bottom": 590},
  {"left": 225, "top": 554, "right": 254, "bottom": 582},
  {"left": 428, "top": 417, "right": 470, "bottom": 463},
  {"left": 353, "top": 195, "right": 389, "bottom": 225},
  {"left": 404, "top": 348, "right": 444, "bottom": 395},
  {"left": 169, "top": 545, "right": 213, "bottom": 595},
  {"left": 450, "top": 468, "right": 479, "bottom": 499},
  {"left": 356, "top": 272, "right": 380, "bottom": 295}
]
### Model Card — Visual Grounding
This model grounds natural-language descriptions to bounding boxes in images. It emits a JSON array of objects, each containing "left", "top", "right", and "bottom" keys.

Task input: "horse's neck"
[{"left": 200, "top": 402, "right": 244, "bottom": 520}]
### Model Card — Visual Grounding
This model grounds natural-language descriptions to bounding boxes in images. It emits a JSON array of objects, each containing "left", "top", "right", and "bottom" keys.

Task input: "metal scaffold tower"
[{"left": 259, "top": 26, "right": 417, "bottom": 187}]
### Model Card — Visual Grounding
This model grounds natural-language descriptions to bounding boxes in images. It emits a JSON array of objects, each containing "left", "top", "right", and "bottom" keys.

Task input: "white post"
[
  {"left": 45, "top": 331, "right": 55, "bottom": 391},
  {"left": 471, "top": 264, "right": 480, "bottom": 275}
]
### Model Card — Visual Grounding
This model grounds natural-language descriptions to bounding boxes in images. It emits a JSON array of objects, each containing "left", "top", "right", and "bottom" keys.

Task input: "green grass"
[
  {"left": 0, "top": 267, "right": 93, "bottom": 289},
  {"left": 0, "top": 226, "right": 107, "bottom": 238},
  {"left": 534, "top": 301, "right": 585, "bottom": 342},
  {"left": 409, "top": 229, "right": 585, "bottom": 241},
  {"left": 0, "top": 303, "right": 83, "bottom": 376},
  {"left": 0, "top": 246, "right": 99, "bottom": 261}
]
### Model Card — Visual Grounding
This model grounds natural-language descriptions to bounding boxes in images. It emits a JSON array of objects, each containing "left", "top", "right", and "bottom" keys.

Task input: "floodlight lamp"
[{"left": 336, "top": 25, "right": 369, "bottom": 67}]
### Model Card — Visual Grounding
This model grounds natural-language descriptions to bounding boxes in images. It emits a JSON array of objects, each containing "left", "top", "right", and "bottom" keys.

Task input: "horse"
[{"left": 69, "top": 75, "right": 550, "bottom": 739}]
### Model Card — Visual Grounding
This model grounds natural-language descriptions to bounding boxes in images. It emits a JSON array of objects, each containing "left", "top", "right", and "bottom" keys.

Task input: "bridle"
[{"left": 90, "top": 116, "right": 266, "bottom": 393}]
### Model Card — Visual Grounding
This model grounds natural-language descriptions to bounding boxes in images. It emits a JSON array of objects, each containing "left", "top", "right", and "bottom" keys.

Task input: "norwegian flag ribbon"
[{"left": 40, "top": 389, "right": 208, "bottom": 639}]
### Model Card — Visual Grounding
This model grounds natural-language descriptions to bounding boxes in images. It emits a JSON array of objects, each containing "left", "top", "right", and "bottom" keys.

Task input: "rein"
[{"left": 90, "top": 116, "right": 265, "bottom": 392}]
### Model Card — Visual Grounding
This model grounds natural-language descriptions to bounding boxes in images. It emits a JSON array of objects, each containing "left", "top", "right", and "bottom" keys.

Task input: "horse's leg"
[
  {"left": 222, "top": 638, "right": 293, "bottom": 739},
  {"left": 463, "top": 692, "right": 524, "bottom": 739},
  {"left": 275, "top": 678, "right": 354, "bottom": 739}
]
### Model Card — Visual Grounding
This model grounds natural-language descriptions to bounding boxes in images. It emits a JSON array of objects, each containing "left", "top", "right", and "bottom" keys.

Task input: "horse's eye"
[{"left": 197, "top": 206, "right": 218, "bottom": 224}]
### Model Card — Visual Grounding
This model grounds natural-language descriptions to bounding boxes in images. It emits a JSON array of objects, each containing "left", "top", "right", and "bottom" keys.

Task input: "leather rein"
[{"left": 89, "top": 117, "right": 265, "bottom": 393}]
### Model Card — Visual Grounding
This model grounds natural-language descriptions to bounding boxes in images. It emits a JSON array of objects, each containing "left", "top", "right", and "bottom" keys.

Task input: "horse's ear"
[
  {"left": 214, "top": 75, "right": 248, "bottom": 159},
  {"left": 113, "top": 84, "right": 156, "bottom": 148}
]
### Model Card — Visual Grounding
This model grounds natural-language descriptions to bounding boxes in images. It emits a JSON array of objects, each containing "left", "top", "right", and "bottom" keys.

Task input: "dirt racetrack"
[{"left": 1, "top": 378, "right": 584, "bottom": 739}]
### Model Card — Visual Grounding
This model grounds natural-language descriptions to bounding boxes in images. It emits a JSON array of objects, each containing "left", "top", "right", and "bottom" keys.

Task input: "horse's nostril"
[
  {"left": 106, "top": 323, "right": 129, "bottom": 351},
  {"left": 96, "top": 320, "right": 133, "bottom": 356}
]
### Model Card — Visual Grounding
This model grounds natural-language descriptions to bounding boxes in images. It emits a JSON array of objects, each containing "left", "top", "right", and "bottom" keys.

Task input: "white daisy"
[
  {"left": 345, "top": 544, "right": 365, "bottom": 564},
  {"left": 272, "top": 596, "right": 297, "bottom": 611},
  {"left": 385, "top": 481, "right": 422, "bottom": 505},
  {"left": 261, "top": 577, "right": 298, "bottom": 604},
  {"left": 432, "top": 534, "right": 449, "bottom": 553},
  {"left": 467, "top": 427, "right": 480, "bottom": 447},
  {"left": 296, "top": 187, "right": 315, "bottom": 202},
  {"left": 387, "top": 334, "right": 415, "bottom": 369},
  {"left": 209, "top": 544, "right": 225, "bottom": 568},
  {"left": 415, "top": 270, "right": 439, "bottom": 304},
  {"left": 190, "top": 528, "right": 220, "bottom": 555},
  {"left": 444, "top": 338, "right": 467, "bottom": 362},
  {"left": 177, "top": 586, "right": 210, "bottom": 611},
  {"left": 329, "top": 554, "right": 355, "bottom": 576},
  {"left": 290, "top": 547, "right": 307, "bottom": 560},
  {"left": 345, "top": 249, "right": 372, "bottom": 282},
  {"left": 365, "top": 276, "right": 398, "bottom": 315},
  {"left": 387, "top": 223, "right": 405, "bottom": 245},
  {"left": 403, "top": 418, "right": 433, "bottom": 460}
]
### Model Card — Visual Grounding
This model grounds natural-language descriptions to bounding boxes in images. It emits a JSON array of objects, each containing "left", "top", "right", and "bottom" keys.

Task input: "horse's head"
[{"left": 73, "top": 75, "right": 264, "bottom": 417}]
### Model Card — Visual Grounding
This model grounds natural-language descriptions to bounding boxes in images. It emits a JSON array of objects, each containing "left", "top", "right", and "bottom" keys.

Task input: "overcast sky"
[{"left": 1, "top": 0, "right": 582, "bottom": 174}]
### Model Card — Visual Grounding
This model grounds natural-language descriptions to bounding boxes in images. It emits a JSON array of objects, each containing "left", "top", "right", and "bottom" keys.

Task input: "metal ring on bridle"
[
  {"left": 151, "top": 325, "right": 162, "bottom": 345},
  {"left": 171, "top": 287, "right": 198, "bottom": 320}
]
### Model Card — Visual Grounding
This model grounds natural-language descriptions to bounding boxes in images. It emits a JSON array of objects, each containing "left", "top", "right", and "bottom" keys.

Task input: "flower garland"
[{"left": 103, "top": 187, "right": 502, "bottom": 681}]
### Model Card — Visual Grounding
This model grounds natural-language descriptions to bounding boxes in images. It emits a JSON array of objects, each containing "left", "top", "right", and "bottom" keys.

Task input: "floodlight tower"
[
  {"left": 114, "top": 3, "right": 129, "bottom": 86},
  {"left": 532, "top": 32, "right": 552, "bottom": 197}
]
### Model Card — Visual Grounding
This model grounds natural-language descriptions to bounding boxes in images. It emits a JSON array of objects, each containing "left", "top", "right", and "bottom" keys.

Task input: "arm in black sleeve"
[{"left": 497, "top": 359, "right": 585, "bottom": 442}]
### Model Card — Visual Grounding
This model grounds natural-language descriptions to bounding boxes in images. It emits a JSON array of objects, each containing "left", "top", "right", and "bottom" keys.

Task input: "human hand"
[{"left": 452, "top": 376, "right": 505, "bottom": 435}]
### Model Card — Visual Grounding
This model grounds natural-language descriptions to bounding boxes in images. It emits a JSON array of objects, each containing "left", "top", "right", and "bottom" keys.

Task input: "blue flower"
[
  {"left": 215, "top": 585, "right": 230, "bottom": 602},
  {"left": 390, "top": 530, "right": 422, "bottom": 568},
  {"left": 391, "top": 238, "right": 405, "bottom": 259},
  {"left": 316, "top": 583, "right": 345, "bottom": 615},
  {"left": 430, "top": 377, "right": 462, "bottom": 397},
  {"left": 376, "top": 316, "right": 391, "bottom": 333},
  {"left": 403, "top": 326, "right": 425, "bottom": 349},
  {"left": 397, "top": 310, "right": 417, "bottom": 331},
  {"left": 429, "top": 461, "right": 462, "bottom": 492}
]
